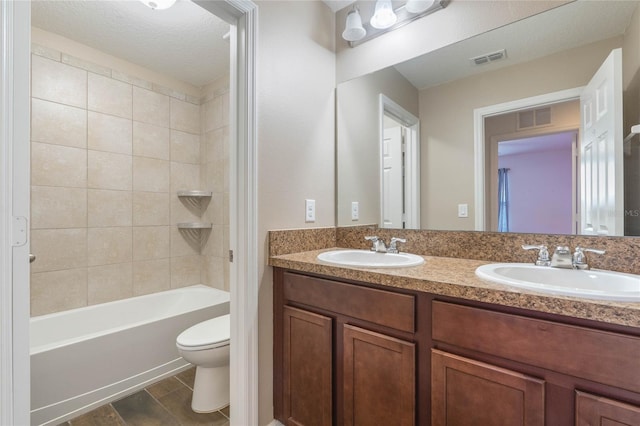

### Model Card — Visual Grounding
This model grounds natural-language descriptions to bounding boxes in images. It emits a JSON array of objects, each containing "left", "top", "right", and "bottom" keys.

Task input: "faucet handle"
[
  {"left": 522, "top": 245, "right": 551, "bottom": 266},
  {"left": 572, "top": 247, "right": 605, "bottom": 270},
  {"left": 364, "top": 236, "right": 380, "bottom": 251},
  {"left": 388, "top": 237, "right": 407, "bottom": 254}
]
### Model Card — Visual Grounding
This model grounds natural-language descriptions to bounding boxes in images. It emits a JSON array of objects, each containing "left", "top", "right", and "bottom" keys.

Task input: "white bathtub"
[{"left": 30, "top": 284, "right": 230, "bottom": 426}]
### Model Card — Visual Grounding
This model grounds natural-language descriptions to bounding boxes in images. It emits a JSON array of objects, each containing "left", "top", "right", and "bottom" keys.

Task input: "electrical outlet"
[
  {"left": 458, "top": 204, "right": 469, "bottom": 218},
  {"left": 351, "top": 201, "right": 359, "bottom": 220},
  {"left": 305, "top": 199, "right": 316, "bottom": 222}
]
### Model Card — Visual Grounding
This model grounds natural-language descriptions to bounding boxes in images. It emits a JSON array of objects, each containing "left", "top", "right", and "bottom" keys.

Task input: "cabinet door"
[
  {"left": 343, "top": 324, "right": 415, "bottom": 426},
  {"left": 431, "top": 349, "right": 545, "bottom": 426},
  {"left": 576, "top": 391, "right": 640, "bottom": 426},
  {"left": 283, "top": 306, "right": 333, "bottom": 426}
]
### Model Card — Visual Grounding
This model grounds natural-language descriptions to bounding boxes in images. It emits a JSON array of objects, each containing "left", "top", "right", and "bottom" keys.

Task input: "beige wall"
[
  {"left": 336, "top": 67, "right": 418, "bottom": 225},
  {"left": 256, "top": 1, "right": 336, "bottom": 424},
  {"left": 335, "top": 0, "right": 569, "bottom": 83},
  {"left": 419, "top": 36, "right": 622, "bottom": 231},
  {"left": 29, "top": 36, "right": 229, "bottom": 316}
]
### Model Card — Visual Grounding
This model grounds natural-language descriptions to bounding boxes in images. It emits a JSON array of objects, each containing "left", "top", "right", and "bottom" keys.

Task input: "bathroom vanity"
[{"left": 271, "top": 251, "right": 640, "bottom": 426}]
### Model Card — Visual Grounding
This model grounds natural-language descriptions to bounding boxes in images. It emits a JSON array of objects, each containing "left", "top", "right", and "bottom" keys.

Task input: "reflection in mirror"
[{"left": 336, "top": 0, "right": 640, "bottom": 236}]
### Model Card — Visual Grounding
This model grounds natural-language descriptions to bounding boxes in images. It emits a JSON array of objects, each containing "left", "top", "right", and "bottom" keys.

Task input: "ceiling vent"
[{"left": 470, "top": 49, "right": 507, "bottom": 66}]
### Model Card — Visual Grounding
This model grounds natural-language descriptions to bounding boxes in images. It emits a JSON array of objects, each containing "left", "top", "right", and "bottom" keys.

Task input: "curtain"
[{"left": 498, "top": 168, "right": 510, "bottom": 232}]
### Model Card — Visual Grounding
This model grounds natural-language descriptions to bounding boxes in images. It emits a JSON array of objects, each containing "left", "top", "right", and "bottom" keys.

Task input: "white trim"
[
  {"left": 473, "top": 87, "right": 583, "bottom": 231},
  {"left": 379, "top": 94, "right": 421, "bottom": 229},
  {"left": 1, "top": 1, "right": 31, "bottom": 425}
]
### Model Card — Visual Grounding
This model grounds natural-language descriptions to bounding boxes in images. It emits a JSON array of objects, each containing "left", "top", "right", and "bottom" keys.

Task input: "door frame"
[
  {"left": 379, "top": 94, "right": 420, "bottom": 229},
  {"left": 473, "top": 87, "right": 583, "bottom": 231},
  {"left": 0, "top": 1, "right": 259, "bottom": 425}
]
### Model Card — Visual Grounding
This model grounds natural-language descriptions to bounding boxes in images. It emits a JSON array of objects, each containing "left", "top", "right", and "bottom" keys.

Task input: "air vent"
[
  {"left": 470, "top": 49, "right": 507, "bottom": 66},
  {"left": 517, "top": 107, "right": 552, "bottom": 130}
]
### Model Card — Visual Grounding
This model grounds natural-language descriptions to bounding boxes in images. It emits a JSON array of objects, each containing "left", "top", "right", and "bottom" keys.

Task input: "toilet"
[{"left": 176, "top": 314, "right": 230, "bottom": 413}]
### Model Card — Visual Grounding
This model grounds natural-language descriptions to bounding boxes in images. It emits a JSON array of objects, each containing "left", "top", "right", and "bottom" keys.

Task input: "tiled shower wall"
[{"left": 30, "top": 44, "right": 229, "bottom": 316}]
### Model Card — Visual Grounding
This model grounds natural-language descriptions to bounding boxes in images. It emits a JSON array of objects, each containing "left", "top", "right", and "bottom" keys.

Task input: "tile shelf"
[
  {"left": 177, "top": 222, "right": 213, "bottom": 229},
  {"left": 177, "top": 190, "right": 213, "bottom": 198}
]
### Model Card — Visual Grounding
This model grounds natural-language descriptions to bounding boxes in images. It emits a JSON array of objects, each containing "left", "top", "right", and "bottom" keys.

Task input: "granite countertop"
[{"left": 269, "top": 248, "right": 640, "bottom": 329}]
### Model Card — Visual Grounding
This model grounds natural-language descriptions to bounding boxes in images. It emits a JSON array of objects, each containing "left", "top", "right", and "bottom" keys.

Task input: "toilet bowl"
[{"left": 176, "top": 314, "right": 230, "bottom": 413}]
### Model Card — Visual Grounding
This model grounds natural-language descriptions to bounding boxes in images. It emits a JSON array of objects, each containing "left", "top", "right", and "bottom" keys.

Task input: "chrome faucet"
[
  {"left": 365, "top": 236, "right": 387, "bottom": 253},
  {"left": 523, "top": 244, "right": 605, "bottom": 269},
  {"left": 551, "top": 246, "right": 573, "bottom": 269}
]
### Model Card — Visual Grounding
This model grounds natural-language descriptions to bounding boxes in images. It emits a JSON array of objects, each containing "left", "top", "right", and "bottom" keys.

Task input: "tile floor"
[{"left": 59, "top": 368, "right": 230, "bottom": 426}]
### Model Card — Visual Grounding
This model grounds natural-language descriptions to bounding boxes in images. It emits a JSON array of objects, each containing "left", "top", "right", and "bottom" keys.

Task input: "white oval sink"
[
  {"left": 476, "top": 263, "right": 640, "bottom": 301},
  {"left": 317, "top": 249, "right": 425, "bottom": 269}
]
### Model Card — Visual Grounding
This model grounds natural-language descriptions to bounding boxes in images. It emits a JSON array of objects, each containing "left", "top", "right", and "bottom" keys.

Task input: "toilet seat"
[{"left": 177, "top": 314, "right": 230, "bottom": 351}]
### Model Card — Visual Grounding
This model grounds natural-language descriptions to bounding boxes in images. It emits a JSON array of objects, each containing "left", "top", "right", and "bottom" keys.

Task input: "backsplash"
[{"left": 269, "top": 226, "right": 640, "bottom": 275}]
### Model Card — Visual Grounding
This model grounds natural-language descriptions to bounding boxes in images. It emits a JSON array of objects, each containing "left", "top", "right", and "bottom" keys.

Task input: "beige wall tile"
[
  {"left": 32, "top": 142, "right": 87, "bottom": 188},
  {"left": 31, "top": 98, "right": 87, "bottom": 149},
  {"left": 132, "top": 87, "right": 170, "bottom": 127},
  {"left": 170, "top": 130, "right": 200, "bottom": 164},
  {"left": 31, "top": 186, "right": 87, "bottom": 229},
  {"left": 88, "top": 73, "right": 132, "bottom": 118},
  {"left": 170, "top": 255, "right": 202, "bottom": 288},
  {"left": 88, "top": 189, "right": 132, "bottom": 227},
  {"left": 133, "top": 191, "right": 170, "bottom": 226},
  {"left": 170, "top": 162, "right": 200, "bottom": 193},
  {"left": 170, "top": 197, "right": 202, "bottom": 224},
  {"left": 204, "top": 128, "right": 224, "bottom": 164},
  {"left": 203, "top": 255, "right": 225, "bottom": 290},
  {"left": 203, "top": 159, "right": 224, "bottom": 193},
  {"left": 133, "top": 121, "right": 170, "bottom": 160},
  {"left": 203, "top": 96, "right": 224, "bottom": 132},
  {"left": 88, "top": 112, "right": 132, "bottom": 155},
  {"left": 30, "top": 228, "right": 87, "bottom": 273},
  {"left": 88, "top": 263, "right": 133, "bottom": 305},
  {"left": 201, "top": 225, "right": 223, "bottom": 258},
  {"left": 133, "top": 157, "right": 170, "bottom": 193},
  {"left": 170, "top": 98, "right": 200, "bottom": 133},
  {"left": 132, "top": 226, "right": 170, "bottom": 260},
  {"left": 88, "top": 227, "right": 132, "bottom": 266},
  {"left": 133, "top": 259, "right": 171, "bottom": 296},
  {"left": 31, "top": 268, "right": 88, "bottom": 316},
  {"left": 31, "top": 55, "right": 87, "bottom": 108},
  {"left": 88, "top": 150, "right": 132, "bottom": 190},
  {"left": 170, "top": 226, "right": 202, "bottom": 257}
]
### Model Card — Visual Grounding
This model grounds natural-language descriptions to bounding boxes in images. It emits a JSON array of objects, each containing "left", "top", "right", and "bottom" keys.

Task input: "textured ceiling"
[
  {"left": 394, "top": 1, "right": 637, "bottom": 90},
  {"left": 31, "top": 0, "right": 230, "bottom": 87}
]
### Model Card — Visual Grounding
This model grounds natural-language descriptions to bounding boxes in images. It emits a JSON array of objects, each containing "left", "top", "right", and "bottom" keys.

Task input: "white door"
[
  {"left": 580, "top": 48, "right": 623, "bottom": 236},
  {"left": 382, "top": 126, "right": 404, "bottom": 228}
]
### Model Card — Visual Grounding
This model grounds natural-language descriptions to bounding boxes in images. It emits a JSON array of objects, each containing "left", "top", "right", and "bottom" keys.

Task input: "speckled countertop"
[{"left": 269, "top": 248, "right": 640, "bottom": 329}]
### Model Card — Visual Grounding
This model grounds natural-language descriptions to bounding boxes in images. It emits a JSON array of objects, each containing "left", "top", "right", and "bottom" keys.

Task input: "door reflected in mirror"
[{"left": 336, "top": 0, "right": 640, "bottom": 236}]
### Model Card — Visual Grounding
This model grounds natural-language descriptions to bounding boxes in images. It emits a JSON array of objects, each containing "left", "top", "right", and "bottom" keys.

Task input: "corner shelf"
[
  {"left": 177, "top": 222, "right": 213, "bottom": 229},
  {"left": 177, "top": 190, "right": 213, "bottom": 198}
]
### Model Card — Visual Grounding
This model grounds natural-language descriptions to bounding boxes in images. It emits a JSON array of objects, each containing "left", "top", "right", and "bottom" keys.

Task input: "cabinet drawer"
[
  {"left": 283, "top": 272, "right": 415, "bottom": 333},
  {"left": 432, "top": 301, "right": 640, "bottom": 393}
]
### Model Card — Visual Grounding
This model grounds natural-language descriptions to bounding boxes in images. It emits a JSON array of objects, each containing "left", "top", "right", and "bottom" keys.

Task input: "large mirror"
[{"left": 337, "top": 0, "right": 640, "bottom": 236}]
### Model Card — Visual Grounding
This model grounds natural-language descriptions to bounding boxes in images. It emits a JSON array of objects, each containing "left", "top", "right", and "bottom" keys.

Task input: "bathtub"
[{"left": 30, "top": 284, "right": 230, "bottom": 426}]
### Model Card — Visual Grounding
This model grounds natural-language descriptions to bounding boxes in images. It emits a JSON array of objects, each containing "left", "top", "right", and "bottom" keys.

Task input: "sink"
[
  {"left": 476, "top": 263, "right": 640, "bottom": 301},
  {"left": 317, "top": 249, "right": 425, "bottom": 269}
]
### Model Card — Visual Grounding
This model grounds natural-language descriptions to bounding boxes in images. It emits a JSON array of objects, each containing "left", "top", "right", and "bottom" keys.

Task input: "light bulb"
[
  {"left": 140, "top": 0, "right": 177, "bottom": 10},
  {"left": 405, "top": 0, "right": 436, "bottom": 14},
  {"left": 342, "top": 9, "right": 367, "bottom": 42},
  {"left": 370, "top": 0, "right": 397, "bottom": 29}
]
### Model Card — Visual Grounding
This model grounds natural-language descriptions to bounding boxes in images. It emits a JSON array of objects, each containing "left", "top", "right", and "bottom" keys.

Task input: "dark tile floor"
[{"left": 59, "top": 368, "right": 230, "bottom": 426}]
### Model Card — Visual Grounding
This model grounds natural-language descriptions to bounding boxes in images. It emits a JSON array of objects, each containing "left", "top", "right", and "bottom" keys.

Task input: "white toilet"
[{"left": 176, "top": 314, "right": 230, "bottom": 413}]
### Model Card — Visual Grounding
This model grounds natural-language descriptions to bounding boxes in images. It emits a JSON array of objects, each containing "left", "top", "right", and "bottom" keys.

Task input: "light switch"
[
  {"left": 305, "top": 199, "right": 316, "bottom": 222},
  {"left": 458, "top": 204, "right": 468, "bottom": 218},
  {"left": 351, "top": 201, "right": 359, "bottom": 220}
]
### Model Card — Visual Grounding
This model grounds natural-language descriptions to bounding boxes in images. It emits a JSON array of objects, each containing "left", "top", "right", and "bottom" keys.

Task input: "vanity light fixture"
[
  {"left": 343, "top": 0, "right": 449, "bottom": 47},
  {"left": 342, "top": 7, "right": 367, "bottom": 42},
  {"left": 140, "top": 0, "right": 176, "bottom": 10},
  {"left": 370, "top": 0, "right": 397, "bottom": 29}
]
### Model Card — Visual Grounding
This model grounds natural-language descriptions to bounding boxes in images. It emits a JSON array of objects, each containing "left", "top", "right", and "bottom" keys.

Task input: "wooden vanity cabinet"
[
  {"left": 274, "top": 269, "right": 420, "bottom": 426},
  {"left": 431, "top": 300, "right": 640, "bottom": 426}
]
